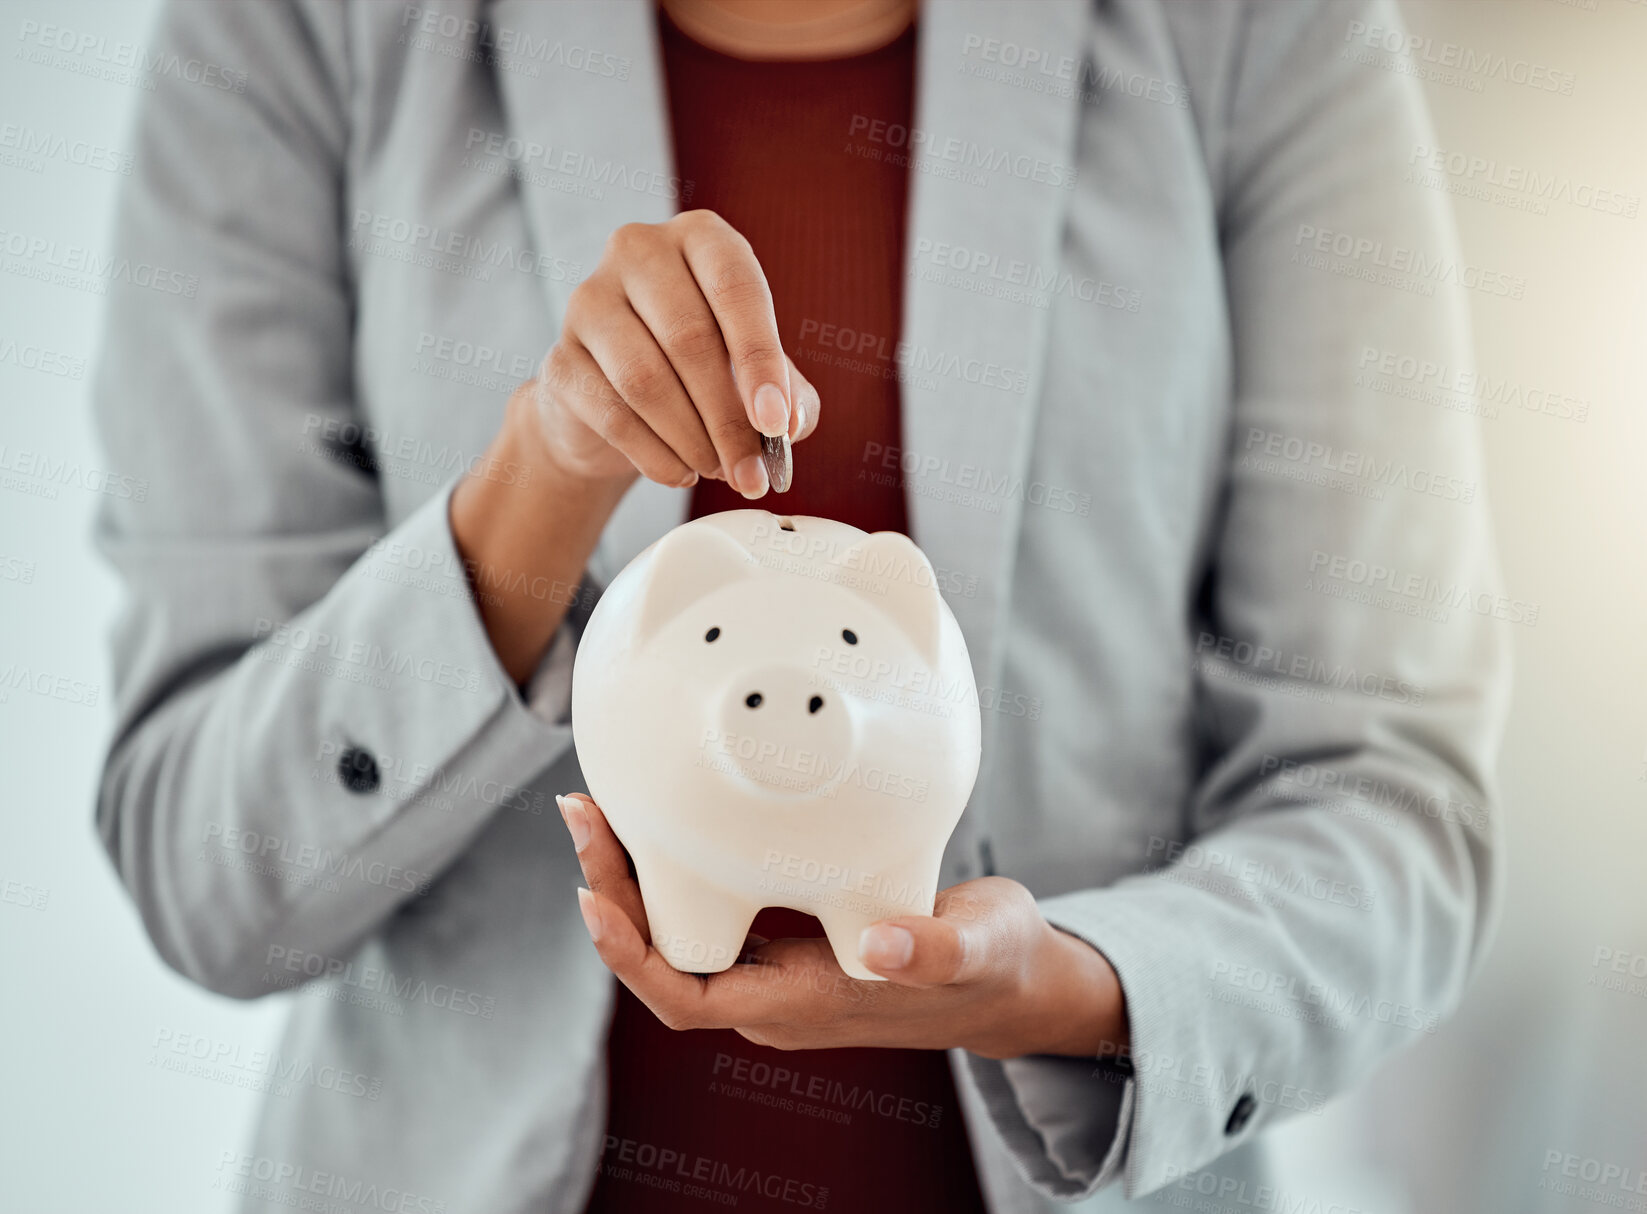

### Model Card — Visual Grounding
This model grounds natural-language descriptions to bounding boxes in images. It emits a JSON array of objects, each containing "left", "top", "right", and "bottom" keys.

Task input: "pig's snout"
[{"left": 716, "top": 665, "right": 856, "bottom": 796}]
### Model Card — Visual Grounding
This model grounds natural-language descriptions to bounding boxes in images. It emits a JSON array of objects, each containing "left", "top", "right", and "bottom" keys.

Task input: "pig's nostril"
[
  {"left": 808, "top": 695, "right": 824, "bottom": 714},
  {"left": 745, "top": 693, "right": 763, "bottom": 709}
]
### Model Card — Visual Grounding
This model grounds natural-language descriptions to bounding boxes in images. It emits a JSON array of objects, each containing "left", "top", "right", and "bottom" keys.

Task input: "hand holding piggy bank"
[{"left": 570, "top": 510, "right": 981, "bottom": 980}]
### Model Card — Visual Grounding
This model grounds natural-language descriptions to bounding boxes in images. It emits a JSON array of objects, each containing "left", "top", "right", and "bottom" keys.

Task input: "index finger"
[
  {"left": 676, "top": 212, "right": 792, "bottom": 441},
  {"left": 558, "top": 794, "right": 650, "bottom": 944}
]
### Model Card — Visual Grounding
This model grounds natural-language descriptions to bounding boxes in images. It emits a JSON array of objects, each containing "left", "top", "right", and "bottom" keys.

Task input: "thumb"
[{"left": 857, "top": 913, "right": 988, "bottom": 988}]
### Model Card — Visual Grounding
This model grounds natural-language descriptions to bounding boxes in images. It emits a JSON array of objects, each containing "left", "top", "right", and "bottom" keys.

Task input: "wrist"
[
  {"left": 450, "top": 384, "right": 633, "bottom": 685},
  {"left": 1024, "top": 922, "right": 1131, "bottom": 1059},
  {"left": 451, "top": 408, "right": 625, "bottom": 576}
]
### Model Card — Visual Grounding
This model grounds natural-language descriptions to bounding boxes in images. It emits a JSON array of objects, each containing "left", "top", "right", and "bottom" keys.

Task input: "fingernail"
[
  {"left": 557, "top": 795, "right": 591, "bottom": 852},
  {"left": 753, "top": 382, "right": 789, "bottom": 438},
  {"left": 734, "top": 453, "right": 769, "bottom": 499},
  {"left": 788, "top": 395, "right": 805, "bottom": 440},
  {"left": 859, "top": 924, "right": 914, "bottom": 970},
  {"left": 677, "top": 471, "right": 700, "bottom": 488},
  {"left": 577, "top": 886, "right": 603, "bottom": 943}
]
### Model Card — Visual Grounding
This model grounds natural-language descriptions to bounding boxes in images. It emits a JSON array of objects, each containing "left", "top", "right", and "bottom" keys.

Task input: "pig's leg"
[
  {"left": 818, "top": 859, "right": 943, "bottom": 982},
  {"left": 632, "top": 853, "right": 755, "bottom": 975},
  {"left": 816, "top": 907, "right": 890, "bottom": 982}
]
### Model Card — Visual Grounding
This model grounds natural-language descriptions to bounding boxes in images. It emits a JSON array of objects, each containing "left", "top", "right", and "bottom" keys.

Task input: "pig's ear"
[
  {"left": 848, "top": 532, "right": 943, "bottom": 663},
  {"left": 634, "top": 523, "right": 757, "bottom": 642}
]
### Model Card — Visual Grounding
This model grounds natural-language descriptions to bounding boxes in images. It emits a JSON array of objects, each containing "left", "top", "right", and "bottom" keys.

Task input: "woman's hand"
[
  {"left": 451, "top": 209, "right": 820, "bottom": 685},
  {"left": 531, "top": 208, "right": 820, "bottom": 496},
  {"left": 557, "top": 793, "right": 1131, "bottom": 1061}
]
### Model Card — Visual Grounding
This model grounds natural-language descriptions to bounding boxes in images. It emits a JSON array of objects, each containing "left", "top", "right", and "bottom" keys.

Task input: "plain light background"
[{"left": 1, "top": 0, "right": 1642, "bottom": 1209}]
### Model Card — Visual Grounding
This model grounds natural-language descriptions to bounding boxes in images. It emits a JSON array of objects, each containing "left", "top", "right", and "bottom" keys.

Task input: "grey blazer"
[{"left": 92, "top": 0, "right": 1509, "bottom": 1210}]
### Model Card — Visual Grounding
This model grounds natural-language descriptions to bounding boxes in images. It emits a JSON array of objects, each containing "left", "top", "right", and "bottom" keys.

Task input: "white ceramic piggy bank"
[{"left": 570, "top": 509, "right": 981, "bottom": 980}]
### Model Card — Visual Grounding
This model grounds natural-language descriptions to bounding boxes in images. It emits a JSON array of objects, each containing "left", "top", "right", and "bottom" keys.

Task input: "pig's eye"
[
  {"left": 705, "top": 627, "right": 721, "bottom": 643},
  {"left": 841, "top": 629, "right": 858, "bottom": 645}
]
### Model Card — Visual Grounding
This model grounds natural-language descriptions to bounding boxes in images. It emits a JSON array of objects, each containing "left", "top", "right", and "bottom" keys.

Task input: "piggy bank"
[{"left": 570, "top": 509, "right": 981, "bottom": 979}]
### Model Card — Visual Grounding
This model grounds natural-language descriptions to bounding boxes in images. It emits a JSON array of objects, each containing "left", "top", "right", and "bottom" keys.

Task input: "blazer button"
[
  {"left": 1224, "top": 1092, "right": 1257, "bottom": 1135},
  {"left": 337, "top": 746, "right": 380, "bottom": 794}
]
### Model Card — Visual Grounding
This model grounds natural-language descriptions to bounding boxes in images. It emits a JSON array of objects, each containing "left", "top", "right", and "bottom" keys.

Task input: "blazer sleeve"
[
  {"left": 960, "top": 0, "right": 1510, "bottom": 1198},
  {"left": 91, "top": 0, "right": 580, "bottom": 999}
]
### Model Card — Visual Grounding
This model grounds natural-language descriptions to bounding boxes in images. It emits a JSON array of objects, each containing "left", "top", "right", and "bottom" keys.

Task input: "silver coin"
[{"left": 761, "top": 433, "right": 792, "bottom": 494}]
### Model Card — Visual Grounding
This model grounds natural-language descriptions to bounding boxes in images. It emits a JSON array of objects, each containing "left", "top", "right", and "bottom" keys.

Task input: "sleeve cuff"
[
  {"left": 1032, "top": 886, "right": 1267, "bottom": 1200},
  {"left": 320, "top": 478, "right": 580, "bottom": 831},
  {"left": 959, "top": 879, "right": 1264, "bottom": 1202},
  {"left": 524, "top": 622, "right": 577, "bottom": 728},
  {"left": 958, "top": 1049, "right": 1134, "bottom": 1201},
  {"left": 522, "top": 572, "right": 602, "bottom": 728}
]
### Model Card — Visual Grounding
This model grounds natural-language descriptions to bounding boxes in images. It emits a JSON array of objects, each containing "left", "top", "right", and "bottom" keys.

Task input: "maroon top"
[{"left": 580, "top": 13, "right": 990, "bottom": 1214}]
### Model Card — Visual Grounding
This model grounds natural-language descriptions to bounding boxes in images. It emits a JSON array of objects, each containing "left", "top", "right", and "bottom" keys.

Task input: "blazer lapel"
[{"left": 901, "top": 1, "right": 1086, "bottom": 752}]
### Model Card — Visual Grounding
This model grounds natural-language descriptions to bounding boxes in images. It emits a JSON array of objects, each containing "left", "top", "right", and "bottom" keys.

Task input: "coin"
[{"left": 761, "top": 433, "right": 792, "bottom": 494}]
